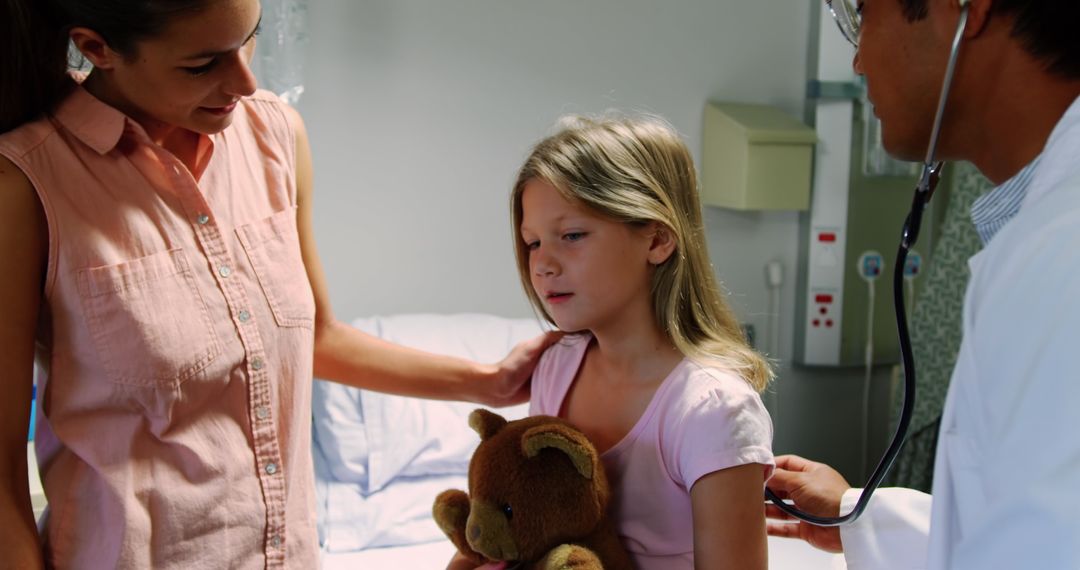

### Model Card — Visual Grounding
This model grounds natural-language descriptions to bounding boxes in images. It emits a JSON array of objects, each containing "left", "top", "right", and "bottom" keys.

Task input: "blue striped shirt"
[{"left": 969, "top": 157, "right": 1042, "bottom": 245}]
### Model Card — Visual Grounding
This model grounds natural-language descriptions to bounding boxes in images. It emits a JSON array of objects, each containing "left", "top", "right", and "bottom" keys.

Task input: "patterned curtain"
[{"left": 885, "top": 162, "right": 992, "bottom": 491}]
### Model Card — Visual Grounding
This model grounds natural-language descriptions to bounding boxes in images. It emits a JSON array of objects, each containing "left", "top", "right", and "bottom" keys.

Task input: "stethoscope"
[{"left": 764, "top": 0, "right": 971, "bottom": 526}]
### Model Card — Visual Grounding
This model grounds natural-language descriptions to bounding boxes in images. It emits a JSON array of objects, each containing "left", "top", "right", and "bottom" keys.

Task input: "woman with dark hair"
[{"left": 0, "top": 1, "right": 555, "bottom": 567}]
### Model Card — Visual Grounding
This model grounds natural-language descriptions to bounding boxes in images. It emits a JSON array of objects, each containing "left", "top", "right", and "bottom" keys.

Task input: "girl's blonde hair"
[{"left": 511, "top": 114, "right": 773, "bottom": 392}]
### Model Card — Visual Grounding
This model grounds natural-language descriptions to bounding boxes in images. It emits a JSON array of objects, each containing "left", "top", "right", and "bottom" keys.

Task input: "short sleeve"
[
  {"left": 528, "top": 346, "right": 558, "bottom": 417},
  {"left": 664, "top": 367, "right": 775, "bottom": 490}
]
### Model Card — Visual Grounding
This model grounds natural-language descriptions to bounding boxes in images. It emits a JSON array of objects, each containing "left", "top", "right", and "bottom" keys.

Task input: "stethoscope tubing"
[{"left": 765, "top": 3, "right": 971, "bottom": 527}]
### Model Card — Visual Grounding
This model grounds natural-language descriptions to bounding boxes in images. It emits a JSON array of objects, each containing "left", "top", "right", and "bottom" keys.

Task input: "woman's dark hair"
[
  {"left": 1, "top": 0, "right": 208, "bottom": 134},
  {"left": 899, "top": 0, "right": 1080, "bottom": 79}
]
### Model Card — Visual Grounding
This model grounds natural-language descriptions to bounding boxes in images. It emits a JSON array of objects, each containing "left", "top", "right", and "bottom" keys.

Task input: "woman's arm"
[
  {"left": 690, "top": 463, "right": 769, "bottom": 570},
  {"left": 0, "top": 154, "right": 47, "bottom": 569},
  {"left": 283, "top": 106, "right": 557, "bottom": 405}
]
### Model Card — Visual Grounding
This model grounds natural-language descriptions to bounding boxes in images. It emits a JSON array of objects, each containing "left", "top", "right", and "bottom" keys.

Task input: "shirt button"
[
  {"left": 251, "top": 356, "right": 265, "bottom": 371},
  {"left": 196, "top": 214, "right": 210, "bottom": 225},
  {"left": 265, "top": 463, "right": 278, "bottom": 475},
  {"left": 270, "top": 534, "right": 282, "bottom": 548},
  {"left": 238, "top": 310, "right": 251, "bottom": 322},
  {"left": 218, "top": 265, "right": 232, "bottom": 278},
  {"left": 256, "top": 406, "right": 270, "bottom": 420}
]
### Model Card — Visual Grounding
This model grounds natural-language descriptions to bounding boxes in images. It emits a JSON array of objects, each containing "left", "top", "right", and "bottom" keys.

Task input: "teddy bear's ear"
[
  {"left": 469, "top": 408, "right": 508, "bottom": 441},
  {"left": 521, "top": 424, "right": 597, "bottom": 480}
]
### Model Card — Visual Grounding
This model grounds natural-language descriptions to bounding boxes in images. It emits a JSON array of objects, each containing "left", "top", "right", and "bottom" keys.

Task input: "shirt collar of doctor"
[{"left": 970, "top": 155, "right": 1042, "bottom": 246}]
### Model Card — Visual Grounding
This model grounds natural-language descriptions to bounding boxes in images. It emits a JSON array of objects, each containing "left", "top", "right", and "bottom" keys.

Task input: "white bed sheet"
[{"left": 320, "top": 535, "right": 846, "bottom": 569}]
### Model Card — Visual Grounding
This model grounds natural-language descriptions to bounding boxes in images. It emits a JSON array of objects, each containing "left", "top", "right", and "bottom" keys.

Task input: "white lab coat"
[{"left": 838, "top": 95, "right": 1080, "bottom": 570}]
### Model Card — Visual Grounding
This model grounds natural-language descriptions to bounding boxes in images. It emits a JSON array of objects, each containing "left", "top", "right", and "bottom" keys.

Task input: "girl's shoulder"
[
  {"left": 535, "top": 332, "right": 590, "bottom": 383},
  {"left": 657, "top": 358, "right": 770, "bottom": 427},
  {"left": 540, "top": 331, "right": 591, "bottom": 361},
  {"left": 534, "top": 333, "right": 589, "bottom": 383},
  {"left": 655, "top": 359, "right": 774, "bottom": 484},
  {"left": 530, "top": 333, "right": 589, "bottom": 416},
  {"left": 678, "top": 358, "right": 761, "bottom": 398}
]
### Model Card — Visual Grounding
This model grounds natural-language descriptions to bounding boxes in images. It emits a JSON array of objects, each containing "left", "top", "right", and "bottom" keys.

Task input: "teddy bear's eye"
[{"left": 501, "top": 503, "right": 513, "bottom": 520}]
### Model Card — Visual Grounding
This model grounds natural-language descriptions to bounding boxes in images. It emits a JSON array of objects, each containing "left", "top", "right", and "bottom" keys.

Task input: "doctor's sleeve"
[{"left": 838, "top": 487, "right": 932, "bottom": 570}]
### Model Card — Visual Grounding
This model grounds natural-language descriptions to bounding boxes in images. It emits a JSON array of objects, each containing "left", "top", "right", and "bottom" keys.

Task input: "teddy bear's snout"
[{"left": 466, "top": 502, "right": 519, "bottom": 561}]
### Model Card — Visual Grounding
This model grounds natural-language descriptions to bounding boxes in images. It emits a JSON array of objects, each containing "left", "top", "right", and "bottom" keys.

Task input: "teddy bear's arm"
[
  {"left": 434, "top": 489, "right": 488, "bottom": 565},
  {"left": 534, "top": 544, "right": 606, "bottom": 570}
]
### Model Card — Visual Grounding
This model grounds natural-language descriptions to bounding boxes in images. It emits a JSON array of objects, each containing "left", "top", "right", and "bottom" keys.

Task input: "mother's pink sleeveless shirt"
[{"left": 0, "top": 82, "right": 318, "bottom": 568}]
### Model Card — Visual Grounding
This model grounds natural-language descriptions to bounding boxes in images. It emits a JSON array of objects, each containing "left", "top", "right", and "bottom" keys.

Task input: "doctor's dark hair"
[
  {"left": 0, "top": 0, "right": 210, "bottom": 134},
  {"left": 899, "top": 0, "right": 1080, "bottom": 79},
  {"left": 510, "top": 115, "right": 773, "bottom": 392}
]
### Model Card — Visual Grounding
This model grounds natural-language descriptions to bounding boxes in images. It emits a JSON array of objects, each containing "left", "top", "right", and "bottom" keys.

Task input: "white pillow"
[{"left": 312, "top": 313, "right": 544, "bottom": 551}]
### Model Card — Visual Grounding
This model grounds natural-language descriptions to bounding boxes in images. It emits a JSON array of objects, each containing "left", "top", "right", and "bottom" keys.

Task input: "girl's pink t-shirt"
[{"left": 530, "top": 334, "right": 774, "bottom": 569}]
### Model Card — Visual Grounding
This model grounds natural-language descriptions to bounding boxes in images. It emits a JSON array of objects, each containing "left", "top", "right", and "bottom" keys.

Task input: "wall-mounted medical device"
[
  {"left": 793, "top": 4, "right": 937, "bottom": 367},
  {"left": 701, "top": 102, "right": 817, "bottom": 211}
]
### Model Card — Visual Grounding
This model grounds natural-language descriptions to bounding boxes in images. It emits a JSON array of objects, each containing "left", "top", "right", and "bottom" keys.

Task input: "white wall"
[
  {"left": 297, "top": 1, "right": 894, "bottom": 480},
  {"left": 299, "top": 0, "right": 811, "bottom": 327}
]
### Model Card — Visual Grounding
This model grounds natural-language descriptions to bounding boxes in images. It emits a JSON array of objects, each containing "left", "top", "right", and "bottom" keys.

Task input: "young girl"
[
  {"left": 516, "top": 116, "right": 774, "bottom": 569},
  {"left": 0, "top": 1, "right": 553, "bottom": 567}
]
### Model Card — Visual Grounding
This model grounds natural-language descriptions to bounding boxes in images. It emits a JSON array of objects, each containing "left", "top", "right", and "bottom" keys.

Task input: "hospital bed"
[
  {"left": 25, "top": 313, "right": 842, "bottom": 568},
  {"left": 314, "top": 313, "right": 846, "bottom": 569}
]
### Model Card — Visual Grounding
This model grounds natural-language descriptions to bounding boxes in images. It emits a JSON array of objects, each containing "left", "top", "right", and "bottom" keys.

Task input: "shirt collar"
[
  {"left": 969, "top": 156, "right": 1042, "bottom": 245},
  {"left": 51, "top": 74, "right": 218, "bottom": 179},
  {"left": 51, "top": 78, "right": 128, "bottom": 156}
]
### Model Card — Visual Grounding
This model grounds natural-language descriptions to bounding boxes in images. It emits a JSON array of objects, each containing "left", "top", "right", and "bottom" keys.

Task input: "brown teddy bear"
[{"left": 432, "top": 409, "right": 633, "bottom": 569}]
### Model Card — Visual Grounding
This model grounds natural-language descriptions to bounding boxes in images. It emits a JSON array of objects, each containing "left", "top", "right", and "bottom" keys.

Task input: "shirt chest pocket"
[
  {"left": 77, "top": 248, "right": 222, "bottom": 387},
  {"left": 236, "top": 207, "right": 315, "bottom": 329}
]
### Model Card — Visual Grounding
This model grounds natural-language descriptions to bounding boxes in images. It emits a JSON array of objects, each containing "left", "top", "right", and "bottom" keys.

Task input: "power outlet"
[
  {"left": 857, "top": 251, "right": 885, "bottom": 282},
  {"left": 903, "top": 250, "right": 922, "bottom": 279}
]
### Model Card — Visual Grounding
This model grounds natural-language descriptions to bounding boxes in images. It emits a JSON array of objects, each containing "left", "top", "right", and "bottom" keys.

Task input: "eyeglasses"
[{"left": 826, "top": 0, "right": 862, "bottom": 47}]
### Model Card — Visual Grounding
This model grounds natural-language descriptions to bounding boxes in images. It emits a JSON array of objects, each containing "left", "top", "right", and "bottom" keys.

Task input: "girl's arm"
[
  {"left": 0, "top": 155, "right": 46, "bottom": 569},
  {"left": 690, "top": 463, "right": 769, "bottom": 570},
  {"left": 284, "top": 105, "right": 558, "bottom": 405}
]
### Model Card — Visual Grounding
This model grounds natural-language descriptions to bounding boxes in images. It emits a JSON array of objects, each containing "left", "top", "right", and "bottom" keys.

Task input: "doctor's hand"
[
  {"left": 765, "top": 454, "right": 850, "bottom": 553},
  {"left": 478, "top": 330, "right": 563, "bottom": 407}
]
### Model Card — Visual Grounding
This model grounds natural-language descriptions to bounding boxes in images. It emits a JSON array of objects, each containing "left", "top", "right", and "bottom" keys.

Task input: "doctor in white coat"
[{"left": 766, "top": 0, "right": 1080, "bottom": 568}]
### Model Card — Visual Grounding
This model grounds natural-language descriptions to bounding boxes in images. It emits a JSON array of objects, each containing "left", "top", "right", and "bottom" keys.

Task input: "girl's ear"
[
  {"left": 70, "top": 27, "right": 122, "bottom": 70},
  {"left": 647, "top": 222, "right": 676, "bottom": 265}
]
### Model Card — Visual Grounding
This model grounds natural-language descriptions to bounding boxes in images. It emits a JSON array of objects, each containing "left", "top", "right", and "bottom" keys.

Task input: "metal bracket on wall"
[{"left": 807, "top": 79, "right": 864, "bottom": 100}]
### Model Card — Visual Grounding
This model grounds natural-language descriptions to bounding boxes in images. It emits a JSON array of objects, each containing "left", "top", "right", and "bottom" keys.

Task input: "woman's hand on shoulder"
[{"left": 478, "top": 330, "right": 562, "bottom": 407}]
